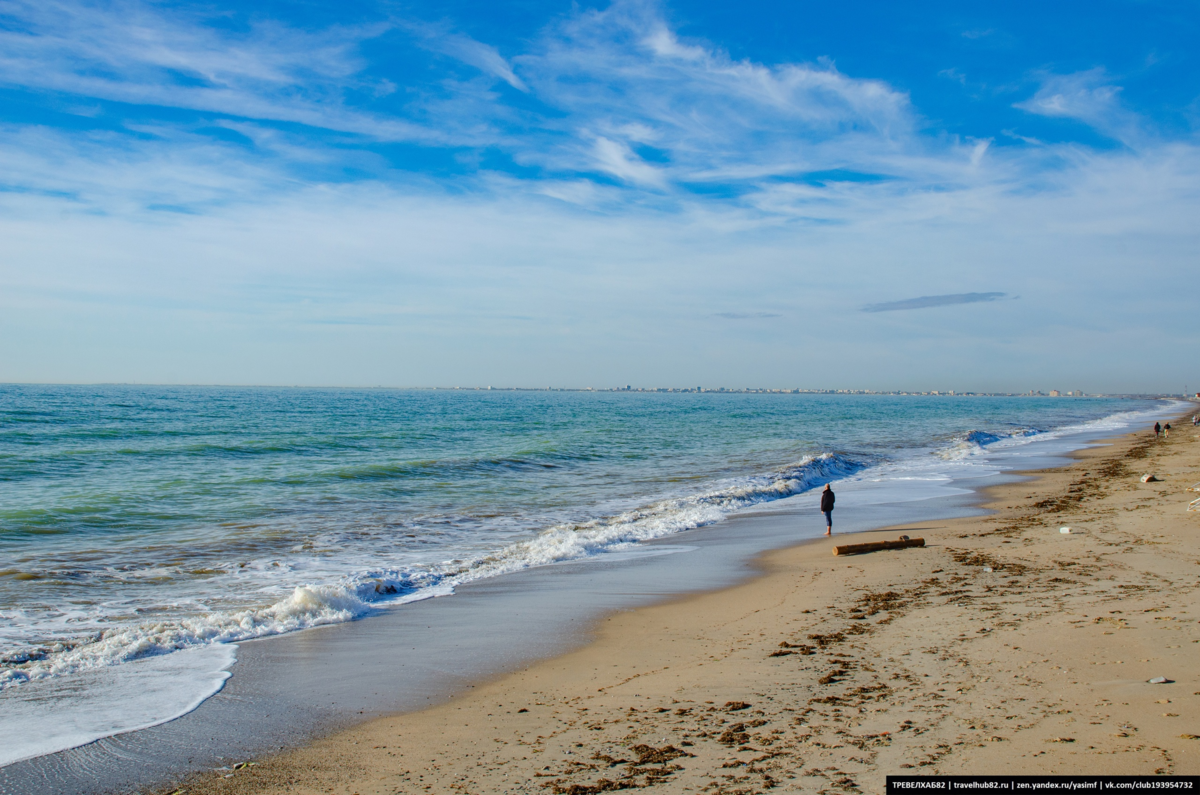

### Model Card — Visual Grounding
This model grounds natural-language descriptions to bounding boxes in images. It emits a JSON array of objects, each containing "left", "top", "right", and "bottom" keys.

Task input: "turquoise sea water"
[{"left": 0, "top": 385, "right": 1173, "bottom": 766}]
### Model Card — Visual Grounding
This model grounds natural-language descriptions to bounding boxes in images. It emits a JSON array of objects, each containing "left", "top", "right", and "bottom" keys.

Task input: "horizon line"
[{"left": 0, "top": 382, "right": 1190, "bottom": 399}]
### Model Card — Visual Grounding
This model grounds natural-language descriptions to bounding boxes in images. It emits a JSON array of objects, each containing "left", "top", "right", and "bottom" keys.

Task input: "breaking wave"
[
  {"left": 936, "top": 427, "right": 1041, "bottom": 460},
  {"left": 0, "top": 452, "right": 864, "bottom": 689}
]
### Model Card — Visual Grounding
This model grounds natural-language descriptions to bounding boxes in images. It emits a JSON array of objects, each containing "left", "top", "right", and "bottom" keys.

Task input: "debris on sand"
[{"left": 833, "top": 537, "right": 925, "bottom": 556}]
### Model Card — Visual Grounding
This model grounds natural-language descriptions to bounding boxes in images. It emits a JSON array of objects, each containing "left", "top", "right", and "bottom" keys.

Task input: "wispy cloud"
[
  {"left": 1015, "top": 69, "right": 1141, "bottom": 145},
  {"left": 0, "top": 0, "right": 429, "bottom": 139},
  {"left": 714, "top": 311, "right": 782, "bottom": 319},
  {"left": 0, "top": 0, "right": 989, "bottom": 217},
  {"left": 589, "top": 136, "right": 666, "bottom": 187},
  {"left": 0, "top": 0, "right": 1186, "bottom": 234},
  {"left": 939, "top": 67, "right": 968, "bottom": 86},
  {"left": 2, "top": 0, "right": 915, "bottom": 195},
  {"left": 406, "top": 23, "right": 528, "bottom": 92},
  {"left": 508, "top": 0, "right": 928, "bottom": 191},
  {"left": 862, "top": 292, "right": 1009, "bottom": 313}
]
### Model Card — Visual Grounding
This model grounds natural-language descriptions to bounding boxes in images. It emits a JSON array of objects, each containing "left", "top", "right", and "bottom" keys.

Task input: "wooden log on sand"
[{"left": 833, "top": 536, "right": 925, "bottom": 556}]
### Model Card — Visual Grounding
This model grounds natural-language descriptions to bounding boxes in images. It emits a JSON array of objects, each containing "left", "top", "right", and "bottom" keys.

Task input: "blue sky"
[{"left": 1, "top": 0, "right": 1197, "bottom": 392}]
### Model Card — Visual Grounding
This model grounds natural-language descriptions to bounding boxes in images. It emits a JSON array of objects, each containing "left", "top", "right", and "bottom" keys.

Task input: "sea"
[{"left": 0, "top": 385, "right": 1180, "bottom": 768}]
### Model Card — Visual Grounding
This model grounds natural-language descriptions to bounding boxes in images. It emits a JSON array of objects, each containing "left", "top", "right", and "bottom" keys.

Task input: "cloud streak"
[
  {"left": 1014, "top": 69, "right": 1142, "bottom": 146},
  {"left": 0, "top": 0, "right": 1071, "bottom": 218},
  {"left": 405, "top": 22, "right": 528, "bottom": 92},
  {"left": 513, "top": 0, "right": 925, "bottom": 190},
  {"left": 862, "top": 292, "right": 1009, "bottom": 313},
  {"left": 713, "top": 311, "right": 782, "bottom": 319},
  {"left": 0, "top": 0, "right": 453, "bottom": 143}
]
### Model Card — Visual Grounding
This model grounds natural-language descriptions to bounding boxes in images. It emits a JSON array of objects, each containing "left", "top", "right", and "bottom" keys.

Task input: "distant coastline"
[
  {"left": 3, "top": 382, "right": 1191, "bottom": 399},
  {"left": 420, "top": 385, "right": 1185, "bottom": 397}
]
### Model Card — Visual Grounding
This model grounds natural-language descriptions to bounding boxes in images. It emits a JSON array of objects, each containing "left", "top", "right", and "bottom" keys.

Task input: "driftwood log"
[{"left": 832, "top": 536, "right": 925, "bottom": 556}]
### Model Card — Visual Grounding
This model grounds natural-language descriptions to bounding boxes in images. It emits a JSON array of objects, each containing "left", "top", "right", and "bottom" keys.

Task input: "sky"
[{"left": 0, "top": 0, "right": 1197, "bottom": 393}]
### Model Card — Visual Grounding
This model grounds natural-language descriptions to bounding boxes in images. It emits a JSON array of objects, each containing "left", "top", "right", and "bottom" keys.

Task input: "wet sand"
[{"left": 166, "top": 418, "right": 1200, "bottom": 793}]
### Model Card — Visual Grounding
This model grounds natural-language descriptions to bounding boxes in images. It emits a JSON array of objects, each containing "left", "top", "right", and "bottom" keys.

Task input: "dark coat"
[{"left": 820, "top": 489, "right": 835, "bottom": 512}]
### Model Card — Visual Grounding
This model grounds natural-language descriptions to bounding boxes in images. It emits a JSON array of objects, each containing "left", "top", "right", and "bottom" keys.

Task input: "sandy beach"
[{"left": 163, "top": 414, "right": 1200, "bottom": 794}]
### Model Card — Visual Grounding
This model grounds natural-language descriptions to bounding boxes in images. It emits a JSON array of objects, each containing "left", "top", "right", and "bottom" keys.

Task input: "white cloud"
[
  {"left": 0, "top": 0, "right": 430, "bottom": 140},
  {"left": 513, "top": 0, "right": 918, "bottom": 187},
  {"left": 1015, "top": 69, "right": 1141, "bottom": 145},
  {"left": 0, "top": 0, "right": 950, "bottom": 197},
  {"left": 642, "top": 25, "right": 706, "bottom": 61},
  {"left": 938, "top": 67, "right": 968, "bottom": 86},
  {"left": 590, "top": 136, "right": 666, "bottom": 186},
  {"left": 0, "top": 123, "right": 287, "bottom": 213},
  {"left": 969, "top": 139, "right": 990, "bottom": 166},
  {"left": 407, "top": 23, "right": 528, "bottom": 92},
  {"left": 3, "top": 140, "right": 1196, "bottom": 391},
  {"left": 441, "top": 34, "right": 527, "bottom": 91}
]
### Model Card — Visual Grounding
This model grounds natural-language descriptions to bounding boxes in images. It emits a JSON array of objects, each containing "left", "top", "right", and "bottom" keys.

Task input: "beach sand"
[{"left": 163, "top": 418, "right": 1200, "bottom": 794}]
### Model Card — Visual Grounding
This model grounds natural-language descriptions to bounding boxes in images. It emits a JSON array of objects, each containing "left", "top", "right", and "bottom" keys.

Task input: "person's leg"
[{"left": 824, "top": 510, "right": 832, "bottom": 536}]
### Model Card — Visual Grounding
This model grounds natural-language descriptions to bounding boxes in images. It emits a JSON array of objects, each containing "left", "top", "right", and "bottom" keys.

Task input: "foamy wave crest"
[
  {"left": 0, "top": 583, "right": 373, "bottom": 688},
  {"left": 0, "top": 453, "right": 862, "bottom": 689},
  {"left": 1045, "top": 400, "right": 1190, "bottom": 437},
  {"left": 936, "top": 428, "right": 1040, "bottom": 460},
  {"left": 412, "top": 451, "right": 865, "bottom": 585}
]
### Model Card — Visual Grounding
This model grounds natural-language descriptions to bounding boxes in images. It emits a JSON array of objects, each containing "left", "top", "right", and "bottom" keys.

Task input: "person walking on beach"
[
  {"left": 820, "top": 484, "right": 835, "bottom": 536},
  {"left": 1154, "top": 422, "right": 1161, "bottom": 437},
  {"left": 1164, "top": 423, "right": 1171, "bottom": 438}
]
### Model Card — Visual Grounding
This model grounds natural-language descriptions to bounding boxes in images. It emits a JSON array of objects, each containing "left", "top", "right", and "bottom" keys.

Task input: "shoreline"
[{"left": 159, "top": 409, "right": 1199, "bottom": 793}]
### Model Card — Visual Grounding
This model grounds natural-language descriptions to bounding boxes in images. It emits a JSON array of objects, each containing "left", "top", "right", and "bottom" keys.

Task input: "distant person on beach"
[
  {"left": 820, "top": 484, "right": 835, "bottom": 536},
  {"left": 1154, "top": 422, "right": 1161, "bottom": 437},
  {"left": 1164, "top": 423, "right": 1171, "bottom": 437}
]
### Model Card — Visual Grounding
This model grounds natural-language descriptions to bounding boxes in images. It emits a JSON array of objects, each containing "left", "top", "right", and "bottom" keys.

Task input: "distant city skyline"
[
  {"left": 12, "top": 383, "right": 1186, "bottom": 401},
  {"left": 0, "top": 0, "right": 1197, "bottom": 392}
]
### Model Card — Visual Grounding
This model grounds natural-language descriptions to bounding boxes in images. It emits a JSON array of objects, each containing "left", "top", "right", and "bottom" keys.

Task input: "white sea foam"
[
  {"left": 935, "top": 427, "right": 1040, "bottom": 460},
  {"left": 1, "top": 584, "right": 367, "bottom": 688},
  {"left": 0, "top": 643, "right": 235, "bottom": 767}
]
